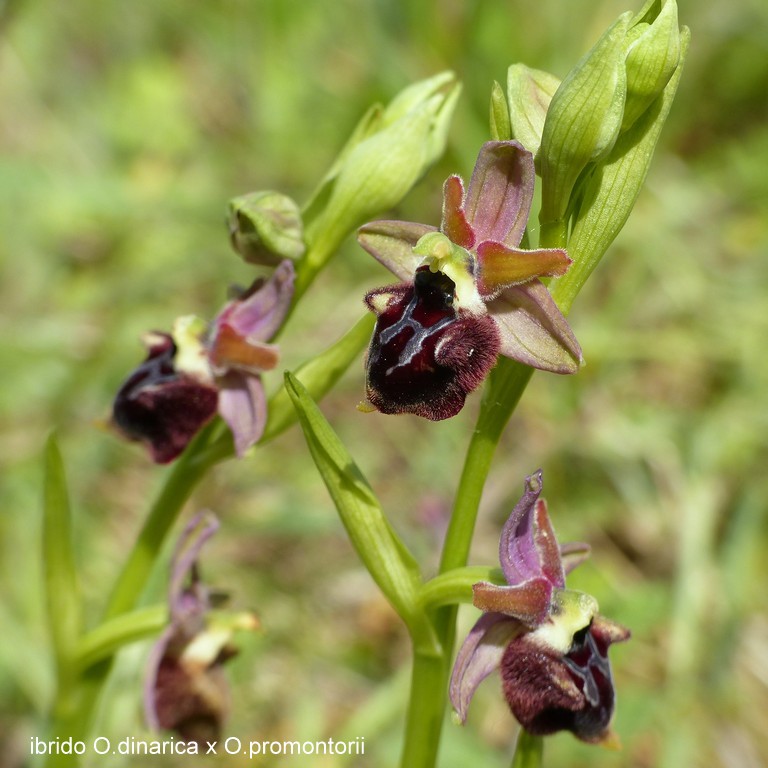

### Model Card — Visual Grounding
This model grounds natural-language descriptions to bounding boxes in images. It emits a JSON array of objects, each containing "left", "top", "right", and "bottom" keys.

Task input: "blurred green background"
[{"left": 1, "top": 0, "right": 767, "bottom": 766}]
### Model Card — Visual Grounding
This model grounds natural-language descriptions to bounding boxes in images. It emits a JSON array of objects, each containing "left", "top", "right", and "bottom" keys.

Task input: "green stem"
[
  {"left": 511, "top": 731, "right": 544, "bottom": 768},
  {"left": 398, "top": 216, "right": 591, "bottom": 766},
  {"left": 104, "top": 424, "right": 229, "bottom": 621},
  {"left": 401, "top": 650, "right": 451, "bottom": 768}
]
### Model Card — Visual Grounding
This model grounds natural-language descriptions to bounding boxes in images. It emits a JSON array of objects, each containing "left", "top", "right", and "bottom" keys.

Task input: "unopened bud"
[
  {"left": 228, "top": 190, "right": 305, "bottom": 266},
  {"left": 538, "top": 13, "right": 630, "bottom": 229}
]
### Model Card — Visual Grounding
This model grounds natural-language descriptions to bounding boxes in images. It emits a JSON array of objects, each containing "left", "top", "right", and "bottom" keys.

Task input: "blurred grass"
[{"left": 1, "top": 0, "right": 767, "bottom": 766}]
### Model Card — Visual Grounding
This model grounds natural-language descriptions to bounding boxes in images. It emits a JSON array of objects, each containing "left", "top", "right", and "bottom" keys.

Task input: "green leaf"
[
  {"left": 43, "top": 434, "right": 82, "bottom": 689},
  {"left": 76, "top": 605, "right": 167, "bottom": 671},
  {"left": 262, "top": 312, "right": 374, "bottom": 443},
  {"left": 285, "top": 373, "right": 437, "bottom": 653}
]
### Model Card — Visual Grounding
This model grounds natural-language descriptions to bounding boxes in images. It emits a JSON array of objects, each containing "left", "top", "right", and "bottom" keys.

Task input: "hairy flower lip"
[{"left": 449, "top": 470, "right": 629, "bottom": 744}]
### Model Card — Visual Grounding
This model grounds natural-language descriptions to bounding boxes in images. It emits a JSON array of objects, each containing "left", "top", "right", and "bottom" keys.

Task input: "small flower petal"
[
  {"left": 476, "top": 241, "right": 572, "bottom": 298},
  {"left": 463, "top": 141, "right": 535, "bottom": 249},
  {"left": 472, "top": 578, "right": 553, "bottom": 626},
  {"left": 441, "top": 175, "right": 475, "bottom": 249},
  {"left": 450, "top": 613, "right": 523, "bottom": 723},
  {"left": 489, "top": 281, "right": 583, "bottom": 373},
  {"left": 560, "top": 541, "right": 592, "bottom": 575},
  {"left": 357, "top": 220, "right": 436, "bottom": 281},
  {"left": 218, "top": 260, "right": 294, "bottom": 343}
]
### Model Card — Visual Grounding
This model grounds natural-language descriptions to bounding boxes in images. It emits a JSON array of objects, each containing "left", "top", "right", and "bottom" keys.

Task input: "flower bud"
[
  {"left": 228, "top": 190, "right": 305, "bottom": 266},
  {"left": 506, "top": 64, "right": 561, "bottom": 156},
  {"left": 538, "top": 13, "right": 630, "bottom": 230},
  {"left": 622, "top": 0, "right": 681, "bottom": 130},
  {"left": 304, "top": 72, "right": 461, "bottom": 254}
]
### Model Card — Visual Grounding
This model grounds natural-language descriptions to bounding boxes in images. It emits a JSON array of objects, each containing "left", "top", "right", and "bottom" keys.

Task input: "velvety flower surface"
[
  {"left": 358, "top": 141, "right": 582, "bottom": 420},
  {"left": 112, "top": 260, "right": 294, "bottom": 462},
  {"left": 449, "top": 470, "right": 629, "bottom": 744},
  {"left": 144, "top": 512, "right": 258, "bottom": 746}
]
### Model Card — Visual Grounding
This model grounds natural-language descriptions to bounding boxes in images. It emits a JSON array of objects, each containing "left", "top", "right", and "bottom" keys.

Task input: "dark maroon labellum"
[
  {"left": 500, "top": 622, "right": 618, "bottom": 743},
  {"left": 112, "top": 334, "right": 218, "bottom": 464},
  {"left": 364, "top": 267, "right": 500, "bottom": 420}
]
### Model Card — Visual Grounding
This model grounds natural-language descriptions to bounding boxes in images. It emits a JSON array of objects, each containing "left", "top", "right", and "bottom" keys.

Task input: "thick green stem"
[
  {"left": 104, "top": 425, "right": 229, "bottom": 621},
  {"left": 401, "top": 649, "right": 451, "bottom": 768}
]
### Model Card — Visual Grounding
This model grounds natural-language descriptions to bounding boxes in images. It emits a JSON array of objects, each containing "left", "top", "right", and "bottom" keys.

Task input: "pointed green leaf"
[
  {"left": 285, "top": 373, "right": 437, "bottom": 653},
  {"left": 43, "top": 434, "right": 82, "bottom": 685},
  {"left": 76, "top": 605, "right": 167, "bottom": 671}
]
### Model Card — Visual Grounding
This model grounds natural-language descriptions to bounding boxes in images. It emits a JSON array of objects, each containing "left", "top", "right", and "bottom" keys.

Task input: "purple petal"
[
  {"left": 488, "top": 280, "right": 583, "bottom": 373},
  {"left": 499, "top": 471, "right": 565, "bottom": 588},
  {"left": 449, "top": 612, "right": 523, "bottom": 723},
  {"left": 463, "top": 141, "right": 535, "bottom": 249},
  {"left": 144, "top": 623, "right": 176, "bottom": 731},
  {"left": 168, "top": 512, "right": 220, "bottom": 617},
  {"left": 357, "top": 220, "right": 436, "bottom": 281},
  {"left": 472, "top": 578, "right": 553, "bottom": 626},
  {"left": 217, "top": 370, "right": 267, "bottom": 456},
  {"left": 218, "top": 259, "right": 295, "bottom": 342}
]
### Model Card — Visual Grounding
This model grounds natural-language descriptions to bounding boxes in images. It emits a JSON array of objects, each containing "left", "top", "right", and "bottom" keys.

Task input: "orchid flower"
[
  {"left": 112, "top": 260, "right": 294, "bottom": 462},
  {"left": 450, "top": 470, "right": 629, "bottom": 744},
  {"left": 144, "top": 512, "right": 258, "bottom": 746},
  {"left": 358, "top": 140, "right": 582, "bottom": 419}
]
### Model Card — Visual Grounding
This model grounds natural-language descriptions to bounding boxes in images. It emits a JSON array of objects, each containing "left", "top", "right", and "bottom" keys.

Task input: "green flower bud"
[
  {"left": 622, "top": 0, "right": 681, "bottom": 130},
  {"left": 538, "top": 13, "right": 630, "bottom": 237},
  {"left": 298, "top": 72, "right": 460, "bottom": 295},
  {"left": 228, "top": 190, "right": 305, "bottom": 266},
  {"left": 551, "top": 28, "right": 690, "bottom": 314},
  {"left": 323, "top": 72, "right": 460, "bottom": 231},
  {"left": 506, "top": 64, "right": 561, "bottom": 156}
]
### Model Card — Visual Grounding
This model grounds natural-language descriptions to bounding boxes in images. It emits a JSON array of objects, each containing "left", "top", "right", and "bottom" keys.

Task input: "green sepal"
[
  {"left": 296, "top": 73, "right": 460, "bottom": 298},
  {"left": 228, "top": 190, "right": 306, "bottom": 266},
  {"left": 489, "top": 80, "right": 511, "bottom": 141},
  {"left": 506, "top": 64, "right": 561, "bottom": 156},
  {"left": 285, "top": 373, "right": 438, "bottom": 655},
  {"left": 552, "top": 28, "right": 690, "bottom": 314},
  {"left": 43, "top": 435, "right": 82, "bottom": 696}
]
